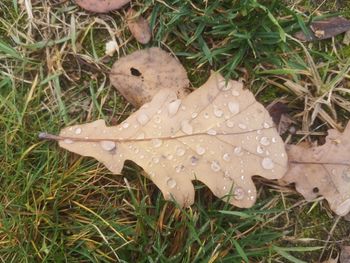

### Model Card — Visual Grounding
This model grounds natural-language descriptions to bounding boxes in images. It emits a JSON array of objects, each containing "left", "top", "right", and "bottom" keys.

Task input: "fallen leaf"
[
  {"left": 343, "top": 30, "right": 350, "bottom": 45},
  {"left": 75, "top": 0, "right": 130, "bottom": 13},
  {"left": 127, "top": 8, "right": 151, "bottom": 44},
  {"left": 282, "top": 123, "right": 350, "bottom": 216},
  {"left": 53, "top": 73, "right": 288, "bottom": 208},
  {"left": 294, "top": 17, "right": 350, "bottom": 41},
  {"left": 340, "top": 246, "right": 350, "bottom": 263},
  {"left": 322, "top": 257, "right": 338, "bottom": 263},
  {"left": 267, "top": 102, "right": 295, "bottom": 135},
  {"left": 110, "top": 47, "right": 190, "bottom": 108}
]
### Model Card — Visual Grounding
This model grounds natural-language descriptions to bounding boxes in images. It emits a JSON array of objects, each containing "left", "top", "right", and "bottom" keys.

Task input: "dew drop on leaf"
[
  {"left": 64, "top": 139, "right": 74, "bottom": 144},
  {"left": 100, "top": 140, "right": 116, "bottom": 152},
  {"left": 222, "top": 153, "right": 230, "bottom": 161},
  {"left": 74, "top": 128, "right": 82, "bottom": 135},
  {"left": 207, "top": 129, "right": 217, "bottom": 135},
  {"left": 176, "top": 147, "right": 186, "bottom": 156},
  {"left": 260, "top": 137, "right": 270, "bottom": 146},
  {"left": 137, "top": 113, "right": 149, "bottom": 125},
  {"left": 234, "top": 187, "right": 245, "bottom": 200},
  {"left": 261, "top": 157, "right": 274, "bottom": 170},
  {"left": 228, "top": 102, "right": 240, "bottom": 115},
  {"left": 168, "top": 99, "right": 182, "bottom": 116},
  {"left": 167, "top": 178, "right": 177, "bottom": 188},
  {"left": 196, "top": 146, "right": 206, "bottom": 155},
  {"left": 210, "top": 160, "right": 221, "bottom": 172}
]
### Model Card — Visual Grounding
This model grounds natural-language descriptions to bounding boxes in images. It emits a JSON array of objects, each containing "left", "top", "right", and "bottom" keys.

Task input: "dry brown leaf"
[
  {"left": 294, "top": 17, "right": 350, "bottom": 41},
  {"left": 282, "top": 123, "right": 350, "bottom": 216},
  {"left": 267, "top": 102, "right": 295, "bottom": 135},
  {"left": 75, "top": 0, "right": 130, "bottom": 13},
  {"left": 127, "top": 8, "right": 151, "bottom": 44},
  {"left": 110, "top": 48, "right": 190, "bottom": 108},
  {"left": 54, "top": 73, "right": 288, "bottom": 207}
]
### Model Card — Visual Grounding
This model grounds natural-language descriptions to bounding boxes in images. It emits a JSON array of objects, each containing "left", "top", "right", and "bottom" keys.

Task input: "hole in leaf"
[
  {"left": 313, "top": 187, "right": 319, "bottom": 193},
  {"left": 130, "top": 67, "right": 142, "bottom": 76}
]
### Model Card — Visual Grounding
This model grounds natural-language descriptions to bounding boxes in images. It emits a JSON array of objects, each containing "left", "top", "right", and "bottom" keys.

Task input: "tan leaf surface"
[
  {"left": 110, "top": 48, "right": 189, "bottom": 108},
  {"left": 282, "top": 123, "right": 350, "bottom": 216},
  {"left": 75, "top": 0, "right": 130, "bottom": 13},
  {"left": 127, "top": 8, "right": 151, "bottom": 44},
  {"left": 58, "top": 73, "right": 287, "bottom": 207}
]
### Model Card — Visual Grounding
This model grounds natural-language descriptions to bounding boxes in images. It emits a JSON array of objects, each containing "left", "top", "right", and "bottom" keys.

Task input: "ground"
[{"left": 0, "top": 0, "right": 350, "bottom": 262}]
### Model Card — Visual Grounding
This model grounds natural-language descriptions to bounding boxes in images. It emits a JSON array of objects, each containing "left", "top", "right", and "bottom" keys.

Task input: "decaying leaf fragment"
[
  {"left": 127, "top": 8, "right": 151, "bottom": 44},
  {"left": 110, "top": 47, "right": 190, "bottom": 107},
  {"left": 57, "top": 73, "right": 288, "bottom": 208},
  {"left": 75, "top": 0, "right": 130, "bottom": 13},
  {"left": 294, "top": 17, "right": 350, "bottom": 41},
  {"left": 282, "top": 123, "right": 350, "bottom": 216}
]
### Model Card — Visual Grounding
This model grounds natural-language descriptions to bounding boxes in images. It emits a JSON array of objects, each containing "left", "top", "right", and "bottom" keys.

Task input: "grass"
[{"left": 1, "top": 0, "right": 350, "bottom": 262}]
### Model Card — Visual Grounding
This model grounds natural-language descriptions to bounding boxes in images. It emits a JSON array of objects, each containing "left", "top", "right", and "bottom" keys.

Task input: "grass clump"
[{"left": 1, "top": 0, "right": 350, "bottom": 262}]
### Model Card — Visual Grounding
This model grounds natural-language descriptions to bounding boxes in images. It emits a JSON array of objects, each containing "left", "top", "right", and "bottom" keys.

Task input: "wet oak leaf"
[
  {"left": 110, "top": 47, "right": 190, "bottom": 108},
  {"left": 57, "top": 73, "right": 288, "bottom": 208},
  {"left": 282, "top": 123, "right": 350, "bottom": 216},
  {"left": 75, "top": 0, "right": 130, "bottom": 13}
]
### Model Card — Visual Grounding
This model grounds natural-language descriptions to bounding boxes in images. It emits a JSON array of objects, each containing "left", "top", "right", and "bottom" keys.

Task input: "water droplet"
[
  {"left": 260, "top": 137, "right": 270, "bottom": 146},
  {"left": 257, "top": 129, "right": 262, "bottom": 134},
  {"left": 63, "top": 139, "right": 74, "bottom": 144},
  {"left": 272, "top": 137, "right": 277, "bottom": 143},
  {"left": 100, "top": 140, "right": 116, "bottom": 151},
  {"left": 226, "top": 120, "right": 234, "bottom": 128},
  {"left": 137, "top": 113, "right": 149, "bottom": 125},
  {"left": 218, "top": 79, "right": 232, "bottom": 91},
  {"left": 228, "top": 102, "right": 239, "bottom": 115},
  {"left": 210, "top": 160, "right": 221, "bottom": 172},
  {"left": 234, "top": 187, "right": 245, "bottom": 200},
  {"left": 181, "top": 120, "right": 193, "bottom": 135},
  {"left": 256, "top": 145, "right": 264, "bottom": 154},
  {"left": 190, "top": 156, "right": 198, "bottom": 166},
  {"left": 191, "top": 112, "right": 198, "bottom": 118},
  {"left": 238, "top": 123, "right": 247, "bottom": 130},
  {"left": 232, "top": 90, "right": 239, "bottom": 96},
  {"left": 261, "top": 157, "right": 274, "bottom": 170},
  {"left": 167, "top": 154, "right": 174, "bottom": 160},
  {"left": 204, "top": 112, "right": 210, "bottom": 119},
  {"left": 122, "top": 122, "right": 129, "bottom": 129},
  {"left": 152, "top": 157, "right": 160, "bottom": 164},
  {"left": 263, "top": 122, "right": 270, "bottom": 128},
  {"left": 167, "top": 178, "right": 177, "bottom": 188},
  {"left": 152, "top": 138, "right": 162, "bottom": 148},
  {"left": 175, "top": 165, "right": 184, "bottom": 173},
  {"left": 168, "top": 99, "right": 182, "bottom": 116},
  {"left": 196, "top": 146, "right": 206, "bottom": 155},
  {"left": 223, "top": 153, "right": 230, "bottom": 161},
  {"left": 233, "top": 146, "right": 243, "bottom": 156},
  {"left": 176, "top": 147, "right": 186, "bottom": 156},
  {"left": 153, "top": 115, "right": 162, "bottom": 124},
  {"left": 207, "top": 129, "right": 217, "bottom": 135},
  {"left": 74, "top": 128, "right": 82, "bottom": 135},
  {"left": 213, "top": 107, "right": 224, "bottom": 118}
]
